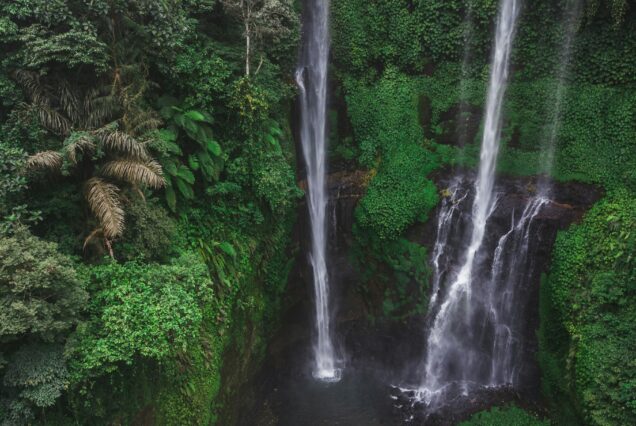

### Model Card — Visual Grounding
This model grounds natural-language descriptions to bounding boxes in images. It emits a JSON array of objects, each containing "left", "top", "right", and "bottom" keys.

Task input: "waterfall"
[
  {"left": 538, "top": 0, "right": 581, "bottom": 195},
  {"left": 296, "top": 0, "right": 340, "bottom": 381},
  {"left": 418, "top": 0, "right": 520, "bottom": 407},
  {"left": 456, "top": 1, "right": 476, "bottom": 153},
  {"left": 486, "top": 196, "right": 548, "bottom": 385}
]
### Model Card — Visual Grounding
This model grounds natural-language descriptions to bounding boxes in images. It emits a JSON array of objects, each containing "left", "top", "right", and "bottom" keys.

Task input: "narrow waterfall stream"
[
  {"left": 296, "top": 0, "right": 340, "bottom": 381},
  {"left": 538, "top": 0, "right": 582, "bottom": 195},
  {"left": 418, "top": 0, "right": 521, "bottom": 407}
]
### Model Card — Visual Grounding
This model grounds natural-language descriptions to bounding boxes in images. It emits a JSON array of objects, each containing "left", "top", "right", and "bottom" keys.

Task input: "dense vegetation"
[
  {"left": 0, "top": 0, "right": 299, "bottom": 424},
  {"left": 0, "top": 0, "right": 634, "bottom": 424},
  {"left": 330, "top": 0, "right": 635, "bottom": 424}
]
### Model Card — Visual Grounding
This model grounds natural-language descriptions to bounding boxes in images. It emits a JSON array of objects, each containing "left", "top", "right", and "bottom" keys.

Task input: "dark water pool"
[{"left": 239, "top": 368, "right": 404, "bottom": 425}]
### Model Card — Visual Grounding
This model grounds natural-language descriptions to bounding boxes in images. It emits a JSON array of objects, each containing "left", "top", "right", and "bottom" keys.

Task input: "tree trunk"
[{"left": 244, "top": 7, "right": 251, "bottom": 76}]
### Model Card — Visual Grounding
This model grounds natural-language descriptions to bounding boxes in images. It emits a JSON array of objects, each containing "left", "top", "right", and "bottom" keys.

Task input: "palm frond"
[
  {"left": 58, "top": 81, "right": 81, "bottom": 124},
  {"left": 100, "top": 159, "right": 165, "bottom": 189},
  {"left": 96, "top": 127, "right": 149, "bottom": 160},
  {"left": 35, "top": 103, "right": 72, "bottom": 135},
  {"left": 25, "top": 151, "right": 63, "bottom": 171},
  {"left": 85, "top": 177, "right": 124, "bottom": 239},
  {"left": 84, "top": 89, "right": 119, "bottom": 129},
  {"left": 64, "top": 133, "right": 96, "bottom": 164},
  {"left": 13, "top": 69, "right": 48, "bottom": 105}
]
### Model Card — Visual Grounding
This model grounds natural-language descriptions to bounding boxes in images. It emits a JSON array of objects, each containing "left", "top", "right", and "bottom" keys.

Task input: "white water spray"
[
  {"left": 419, "top": 0, "right": 520, "bottom": 403},
  {"left": 296, "top": 0, "right": 340, "bottom": 382}
]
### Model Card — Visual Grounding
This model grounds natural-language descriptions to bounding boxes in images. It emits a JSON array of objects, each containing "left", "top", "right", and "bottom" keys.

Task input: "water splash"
[
  {"left": 418, "top": 0, "right": 521, "bottom": 407},
  {"left": 296, "top": 0, "right": 340, "bottom": 382}
]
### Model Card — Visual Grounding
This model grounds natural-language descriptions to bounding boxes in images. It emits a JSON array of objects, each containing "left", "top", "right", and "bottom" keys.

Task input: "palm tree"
[{"left": 16, "top": 69, "right": 165, "bottom": 255}]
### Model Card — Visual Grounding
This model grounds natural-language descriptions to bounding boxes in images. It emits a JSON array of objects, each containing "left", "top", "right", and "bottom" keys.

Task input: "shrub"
[{"left": 459, "top": 406, "right": 549, "bottom": 426}]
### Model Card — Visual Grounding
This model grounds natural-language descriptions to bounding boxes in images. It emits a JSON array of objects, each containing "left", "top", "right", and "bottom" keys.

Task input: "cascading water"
[
  {"left": 538, "top": 0, "right": 581, "bottom": 195},
  {"left": 486, "top": 196, "right": 548, "bottom": 385},
  {"left": 418, "top": 0, "right": 521, "bottom": 407},
  {"left": 296, "top": 0, "right": 340, "bottom": 381}
]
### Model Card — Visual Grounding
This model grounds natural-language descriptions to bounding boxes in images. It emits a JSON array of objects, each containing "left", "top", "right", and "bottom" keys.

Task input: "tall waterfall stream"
[
  {"left": 417, "top": 0, "right": 522, "bottom": 407},
  {"left": 296, "top": 0, "right": 340, "bottom": 381}
]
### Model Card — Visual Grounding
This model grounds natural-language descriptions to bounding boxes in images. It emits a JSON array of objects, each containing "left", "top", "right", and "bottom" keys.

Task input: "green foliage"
[
  {"left": 345, "top": 70, "right": 442, "bottom": 240},
  {"left": 1, "top": 0, "right": 195, "bottom": 73},
  {"left": 498, "top": 81, "right": 636, "bottom": 191},
  {"left": 352, "top": 229, "right": 431, "bottom": 321},
  {"left": 0, "top": 0, "right": 300, "bottom": 424},
  {"left": 331, "top": 5, "right": 636, "bottom": 425},
  {"left": 356, "top": 143, "right": 439, "bottom": 239},
  {"left": 117, "top": 197, "right": 183, "bottom": 262},
  {"left": 459, "top": 406, "right": 549, "bottom": 426},
  {"left": 16, "top": 23, "right": 109, "bottom": 72},
  {"left": 155, "top": 98, "right": 224, "bottom": 212},
  {"left": 539, "top": 191, "right": 636, "bottom": 425},
  {"left": 0, "top": 228, "right": 87, "bottom": 343},
  {"left": 67, "top": 253, "right": 212, "bottom": 380},
  {"left": 0, "top": 229, "right": 85, "bottom": 425},
  {"left": 0, "top": 142, "right": 41, "bottom": 234},
  {"left": 2, "top": 344, "right": 69, "bottom": 425},
  {"left": 167, "top": 39, "right": 235, "bottom": 111}
]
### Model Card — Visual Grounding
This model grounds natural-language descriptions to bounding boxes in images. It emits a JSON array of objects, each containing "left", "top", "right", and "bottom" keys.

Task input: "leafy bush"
[
  {"left": 0, "top": 229, "right": 85, "bottom": 425},
  {"left": 356, "top": 143, "right": 439, "bottom": 239},
  {"left": 2, "top": 344, "right": 69, "bottom": 425},
  {"left": 67, "top": 252, "right": 212, "bottom": 380},
  {"left": 459, "top": 406, "right": 549, "bottom": 426},
  {"left": 117, "top": 197, "right": 183, "bottom": 262},
  {"left": 345, "top": 70, "right": 442, "bottom": 240},
  {"left": 0, "top": 228, "right": 87, "bottom": 343},
  {"left": 0, "top": 142, "right": 40, "bottom": 234}
]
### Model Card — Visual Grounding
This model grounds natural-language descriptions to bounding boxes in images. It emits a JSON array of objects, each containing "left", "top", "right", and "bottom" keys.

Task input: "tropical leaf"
[
  {"left": 25, "top": 151, "right": 63, "bottom": 171},
  {"left": 175, "top": 177, "right": 195, "bottom": 199},
  {"left": 265, "top": 134, "right": 278, "bottom": 147},
  {"left": 184, "top": 110, "right": 206, "bottom": 122},
  {"left": 197, "top": 151, "right": 215, "bottom": 179},
  {"left": 125, "top": 109, "right": 162, "bottom": 136},
  {"left": 164, "top": 161, "right": 178, "bottom": 176},
  {"left": 188, "top": 155, "right": 200, "bottom": 171},
  {"left": 269, "top": 124, "right": 283, "bottom": 136},
  {"left": 13, "top": 70, "right": 44, "bottom": 101},
  {"left": 218, "top": 242, "right": 236, "bottom": 258},
  {"left": 206, "top": 140, "right": 222, "bottom": 156},
  {"left": 165, "top": 181, "right": 177, "bottom": 212},
  {"left": 101, "top": 159, "right": 165, "bottom": 189},
  {"left": 158, "top": 128, "right": 178, "bottom": 143},
  {"left": 177, "top": 165, "right": 195, "bottom": 185},
  {"left": 85, "top": 177, "right": 124, "bottom": 239},
  {"left": 59, "top": 81, "right": 81, "bottom": 124},
  {"left": 84, "top": 90, "right": 119, "bottom": 129}
]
